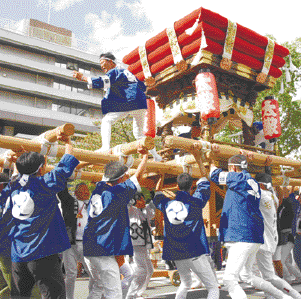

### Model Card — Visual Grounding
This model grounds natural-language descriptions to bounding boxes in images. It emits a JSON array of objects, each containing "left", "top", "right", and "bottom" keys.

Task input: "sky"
[{"left": 1, "top": 0, "right": 301, "bottom": 60}]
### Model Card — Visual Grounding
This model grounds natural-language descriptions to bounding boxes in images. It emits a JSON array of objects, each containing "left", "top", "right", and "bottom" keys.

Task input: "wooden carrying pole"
[
  {"left": 77, "top": 136, "right": 156, "bottom": 169},
  {"left": 45, "top": 166, "right": 103, "bottom": 182},
  {"left": 0, "top": 135, "right": 204, "bottom": 178},
  {"left": 43, "top": 123, "right": 75, "bottom": 142},
  {"left": 164, "top": 136, "right": 301, "bottom": 169},
  {"left": 119, "top": 136, "right": 155, "bottom": 155},
  {"left": 0, "top": 124, "right": 75, "bottom": 170}
]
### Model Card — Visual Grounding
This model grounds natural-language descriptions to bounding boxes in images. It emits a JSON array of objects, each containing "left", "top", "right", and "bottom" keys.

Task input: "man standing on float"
[{"left": 73, "top": 52, "right": 162, "bottom": 161}]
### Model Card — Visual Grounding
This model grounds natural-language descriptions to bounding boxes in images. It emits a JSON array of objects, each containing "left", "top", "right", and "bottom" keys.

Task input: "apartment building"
[{"left": 0, "top": 18, "right": 104, "bottom": 137}]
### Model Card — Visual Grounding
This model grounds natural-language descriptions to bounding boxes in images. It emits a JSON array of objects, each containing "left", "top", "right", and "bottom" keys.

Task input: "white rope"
[
  {"left": 2, "top": 150, "right": 13, "bottom": 169},
  {"left": 112, "top": 144, "right": 134, "bottom": 169},
  {"left": 179, "top": 156, "right": 192, "bottom": 175},
  {"left": 36, "top": 133, "right": 59, "bottom": 157}
]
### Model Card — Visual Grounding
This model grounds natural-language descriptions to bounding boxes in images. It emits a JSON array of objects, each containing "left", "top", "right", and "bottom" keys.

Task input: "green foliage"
[
  {"left": 74, "top": 116, "right": 135, "bottom": 151},
  {"left": 253, "top": 38, "right": 301, "bottom": 157},
  {"left": 216, "top": 37, "right": 301, "bottom": 158}
]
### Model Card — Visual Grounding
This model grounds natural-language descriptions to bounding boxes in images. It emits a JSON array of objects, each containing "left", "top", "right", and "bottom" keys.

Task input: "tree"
[
  {"left": 216, "top": 36, "right": 301, "bottom": 158},
  {"left": 253, "top": 36, "right": 301, "bottom": 158},
  {"left": 74, "top": 116, "right": 136, "bottom": 151}
]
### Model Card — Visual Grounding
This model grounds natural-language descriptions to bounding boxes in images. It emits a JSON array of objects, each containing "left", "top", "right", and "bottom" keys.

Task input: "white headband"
[
  {"left": 102, "top": 170, "right": 129, "bottom": 182},
  {"left": 19, "top": 162, "right": 44, "bottom": 187},
  {"left": 259, "top": 182, "right": 272, "bottom": 190},
  {"left": 228, "top": 161, "right": 248, "bottom": 169},
  {"left": 100, "top": 57, "right": 117, "bottom": 64}
]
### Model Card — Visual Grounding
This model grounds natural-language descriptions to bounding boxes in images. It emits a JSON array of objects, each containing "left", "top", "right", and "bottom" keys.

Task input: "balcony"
[
  {"left": 0, "top": 100, "right": 99, "bottom": 133},
  {"left": 0, "top": 76, "right": 101, "bottom": 107}
]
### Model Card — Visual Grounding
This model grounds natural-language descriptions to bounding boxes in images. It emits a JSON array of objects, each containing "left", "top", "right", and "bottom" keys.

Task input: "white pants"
[
  {"left": 254, "top": 249, "right": 301, "bottom": 299},
  {"left": 174, "top": 254, "right": 220, "bottom": 299},
  {"left": 62, "top": 243, "right": 94, "bottom": 299},
  {"left": 280, "top": 241, "right": 301, "bottom": 281},
  {"left": 126, "top": 246, "right": 154, "bottom": 299},
  {"left": 84, "top": 256, "right": 122, "bottom": 299},
  {"left": 100, "top": 109, "right": 146, "bottom": 151},
  {"left": 223, "top": 242, "right": 260, "bottom": 299}
]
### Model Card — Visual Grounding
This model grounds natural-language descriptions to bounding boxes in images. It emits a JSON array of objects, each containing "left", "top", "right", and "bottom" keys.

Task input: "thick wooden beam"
[
  {"left": 164, "top": 136, "right": 301, "bottom": 168},
  {"left": 118, "top": 136, "right": 155, "bottom": 155},
  {"left": 43, "top": 123, "right": 75, "bottom": 142},
  {"left": 0, "top": 124, "right": 75, "bottom": 169}
]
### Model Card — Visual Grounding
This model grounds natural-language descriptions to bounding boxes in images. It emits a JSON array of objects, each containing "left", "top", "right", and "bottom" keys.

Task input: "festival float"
[
  {"left": 121, "top": 5, "right": 294, "bottom": 238},
  {"left": 0, "top": 6, "right": 298, "bottom": 286}
]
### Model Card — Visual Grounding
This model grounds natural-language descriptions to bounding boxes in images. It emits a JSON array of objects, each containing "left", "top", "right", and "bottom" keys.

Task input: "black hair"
[
  {"left": 177, "top": 173, "right": 193, "bottom": 191},
  {"left": 0, "top": 172, "right": 9, "bottom": 188},
  {"left": 255, "top": 173, "right": 272, "bottom": 185},
  {"left": 104, "top": 161, "right": 128, "bottom": 182},
  {"left": 228, "top": 154, "right": 247, "bottom": 171},
  {"left": 0, "top": 172, "right": 9, "bottom": 183},
  {"left": 16, "top": 152, "right": 45, "bottom": 175},
  {"left": 99, "top": 52, "right": 116, "bottom": 61}
]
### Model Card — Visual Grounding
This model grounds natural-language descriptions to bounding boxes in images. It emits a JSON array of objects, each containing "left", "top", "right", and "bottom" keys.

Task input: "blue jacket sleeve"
[
  {"left": 91, "top": 77, "right": 105, "bottom": 89},
  {"left": 153, "top": 192, "right": 168, "bottom": 212},
  {"left": 42, "top": 154, "right": 79, "bottom": 193},
  {"left": 192, "top": 178, "right": 211, "bottom": 209},
  {"left": 210, "top": 168, "right": 225, "bottom": 185}
]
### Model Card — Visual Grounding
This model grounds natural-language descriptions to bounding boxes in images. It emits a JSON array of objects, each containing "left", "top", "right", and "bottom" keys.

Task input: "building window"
[
  {"left": 79, "top": 67, "right": 90, "bottom": 75},
  {"left": 52, "top": 103, "right": 58, "bottom": 111},
  {"left": 51, "top": 101, "right": 95, "bottom": 118},
  {"left": 55, "top": 58, "right": 91, "bottom": 74},
  {"left": 53, "top": 80, "right": 90, "bottom": 95}
]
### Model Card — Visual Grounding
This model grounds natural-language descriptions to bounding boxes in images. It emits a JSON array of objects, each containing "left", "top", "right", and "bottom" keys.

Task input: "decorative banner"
[
  {"left": 257, "top": 38, "right": 275, "bottom": 84},
  {"left": 166, "top": 25, "right": 184, "bottom": 64},
  {"left": 223, "top": 20, "right": 237, "bottom": 60},
  {"left": 220, "top": 20, "right": 237, "bottom": 70},
  {"left": 138, "top": 45, "right": 153, "bottom": 80},
  {"left": 261, "top": 96, "right": 281, "bottom": 139},
  {"left": 262, "top": 39, "right": 275, "bottom": 75},
  {"left": 195, "top": 70, "right": 220, "bottom": 121}
]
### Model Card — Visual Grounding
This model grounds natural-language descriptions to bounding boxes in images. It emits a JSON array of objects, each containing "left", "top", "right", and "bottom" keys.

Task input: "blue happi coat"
[
  {"left": 83, "top": 177, "right": 140, "bottom": 257},
  {"left": 90, "top": 68, "right": 147, "bottom": 115},
  {"left": 210, "top": 168, "right": 264, "bottom": 244},
  {"left": 9, "top": 154, "right": 79, "bottom": 262},
  {"left": 153, "top": 178, "right": 211, "bottom": 261}
]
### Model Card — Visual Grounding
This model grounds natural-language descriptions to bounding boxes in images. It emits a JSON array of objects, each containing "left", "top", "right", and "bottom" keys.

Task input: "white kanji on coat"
[
  {"left": 89, "top": 194, "right": 103, "bottom": 218},
  {"left": 166, "top": 201, "right": 188, "bottom": 225},
  {"left": 12, "top": 192, "right": 35, "bottom": 220}
]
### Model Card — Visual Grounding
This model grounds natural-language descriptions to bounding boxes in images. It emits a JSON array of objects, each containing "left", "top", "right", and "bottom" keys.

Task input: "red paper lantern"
[
  {"left": 144, "top": 98, "right": 156, "bottom": 138},
  {"left": 261, "top": 96, "right": 281, "bottom": 140},
  {"left": 195, "top": 69, "right": 220, "bottom": 124}
]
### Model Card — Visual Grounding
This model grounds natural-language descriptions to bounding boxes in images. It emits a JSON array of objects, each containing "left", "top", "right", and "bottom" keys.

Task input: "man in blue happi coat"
[{"left": 73, "top": 52, "right": 161, "bottom": 161}]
